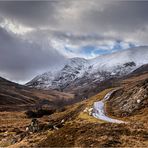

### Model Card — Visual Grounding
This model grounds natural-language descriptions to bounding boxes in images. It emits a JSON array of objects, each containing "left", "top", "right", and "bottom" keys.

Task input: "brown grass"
[{"left": 0, "top": 73, "right": 148, "bottom": 147}]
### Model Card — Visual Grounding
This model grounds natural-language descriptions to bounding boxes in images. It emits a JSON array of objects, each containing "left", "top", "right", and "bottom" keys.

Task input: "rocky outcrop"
[{"left": 107, "top": 79, "right": 148, "bottom": 117}]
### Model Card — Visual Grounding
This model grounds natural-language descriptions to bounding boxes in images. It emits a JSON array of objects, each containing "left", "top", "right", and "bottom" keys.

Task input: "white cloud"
[{"left": 0, "top": 18, "right": 34, "bottom": 35}]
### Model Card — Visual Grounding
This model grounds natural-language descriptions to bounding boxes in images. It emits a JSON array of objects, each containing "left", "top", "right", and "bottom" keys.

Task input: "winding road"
[{"left": 92, "top": 90, "right": 125, "bottom": 123}]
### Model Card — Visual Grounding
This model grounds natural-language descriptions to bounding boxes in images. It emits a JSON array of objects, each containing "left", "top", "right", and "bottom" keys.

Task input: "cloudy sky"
[{"left": 0, "top": 0, "right": 148, "bottom": 83}]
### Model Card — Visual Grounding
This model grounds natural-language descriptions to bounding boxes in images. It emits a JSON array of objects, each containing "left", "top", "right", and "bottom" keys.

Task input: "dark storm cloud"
[
  {"left": 0, "top": 1, "right": 61, "bottom": 28},
  {"left": 0, "top": 0, "right": 148, "bottom": 82},
  {"left": 1, "top": 1, "right": 148, "bottom": 42},
  {"left": 82, "top": 2, "right": 148, "bottom": 33},
  {"left": 0, "top": 27, "right": 66, "bottom": 82}
]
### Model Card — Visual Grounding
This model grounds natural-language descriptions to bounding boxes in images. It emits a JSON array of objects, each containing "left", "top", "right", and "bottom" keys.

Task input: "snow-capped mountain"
[
  {"left": 26, "top": 71, "right": 56, "bottom": 89},
  {"left": 52, "top": 58, "right": 89, "bottom": 89},
  {"left": 26, "top": 58, "right": 90, "bottom": 89},
  {"left": 26, "top": 46, "right": 148, "bottom": 90}
]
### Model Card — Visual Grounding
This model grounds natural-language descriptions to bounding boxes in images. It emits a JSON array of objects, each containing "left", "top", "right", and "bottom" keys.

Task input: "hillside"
[
  {"left": 0, "top": 71, "right": 147, "bottom": 147},
  {"left": 130, "top": 64, "right": 148, "bottom": 76},
  {"left": 0, "top": 77, "right": 74, "bottom": 111},
  {"left": 1, "top": 1, "right": 148, "bottom": 147},
  {"left": 0, "top": 47, "right": 148, "bottom": 147},
  {"left": 38, "top": 72, "right": 148, "bottom": 147}
]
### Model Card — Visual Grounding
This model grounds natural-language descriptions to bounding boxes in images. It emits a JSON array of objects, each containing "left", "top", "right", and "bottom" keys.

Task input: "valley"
[
  {"left": 0, "top": 1, "right": 148, "bottom": 147},
  {"left": 0, "top": 60, "right": 147, "bottom": 147}
]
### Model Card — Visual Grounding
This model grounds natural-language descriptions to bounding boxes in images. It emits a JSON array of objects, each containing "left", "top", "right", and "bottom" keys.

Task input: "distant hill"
[
  {"left": 0, "top": 76, "right": 74, "bottom": 111},
  {"left": 129, "top": 64, "right": 148, "bottom": 75}
]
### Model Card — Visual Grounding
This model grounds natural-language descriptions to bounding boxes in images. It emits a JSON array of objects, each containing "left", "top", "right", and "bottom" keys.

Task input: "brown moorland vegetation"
[{"left": 0, "top": 72, "right": 148, "bottom": 147}]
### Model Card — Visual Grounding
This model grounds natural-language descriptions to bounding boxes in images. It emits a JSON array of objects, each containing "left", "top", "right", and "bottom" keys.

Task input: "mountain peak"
[{"left": 26, "top": 46, "right": 148, "bottom": 90}]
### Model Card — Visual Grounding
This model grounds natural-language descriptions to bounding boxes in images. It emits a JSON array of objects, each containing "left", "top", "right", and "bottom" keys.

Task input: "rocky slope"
[{"left": 106, "top": 74, "right": 148, "bottom": 117}]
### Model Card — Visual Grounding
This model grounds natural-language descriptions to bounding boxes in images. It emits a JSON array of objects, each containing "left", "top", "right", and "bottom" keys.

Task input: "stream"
[{"left": 92, "top": 90, "right": 125, "bottom": 123}]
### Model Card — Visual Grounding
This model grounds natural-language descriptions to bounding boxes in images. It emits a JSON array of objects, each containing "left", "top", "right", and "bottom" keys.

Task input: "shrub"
[
  {"left": 25, "top": 110, "right": 37, "bottom": 118},
  {"left": 25, "top": 108, "right": 56, "bottom": 118}
]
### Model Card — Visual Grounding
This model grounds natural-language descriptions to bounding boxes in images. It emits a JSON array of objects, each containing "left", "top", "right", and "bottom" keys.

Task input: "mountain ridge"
[{"left": 26, "top": 46, "right": 148, "bottom": 90}]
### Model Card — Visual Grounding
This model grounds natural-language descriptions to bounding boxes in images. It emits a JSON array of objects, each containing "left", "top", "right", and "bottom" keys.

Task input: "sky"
[{"left": 0, "top": 0, "right": 148, "bottom": 83}]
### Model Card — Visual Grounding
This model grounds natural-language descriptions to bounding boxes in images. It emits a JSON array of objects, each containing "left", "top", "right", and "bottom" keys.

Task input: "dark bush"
[
  {"left": 25, "top": 108, "right": 56, "bottom": 118},
  {"left": 37, "top": 109, "right": 55, "bottom": 117},
  {"left": 57, "top": 107, "right": 66, "bottom": 112},
  {"left": 25, "top": 110, "right": 37, "bottom": 118}
]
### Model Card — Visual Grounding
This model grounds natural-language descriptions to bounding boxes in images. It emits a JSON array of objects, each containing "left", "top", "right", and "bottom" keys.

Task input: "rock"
[
  {"left": 83, "top": 107, "right": 93, "bottom": 116},
  {"left": 83, "top": 107, "right": 89, "bottom": 113},
  {"left": 61, "top": 119, "right": 65, "bottom": 123},
  {"left": 137, "top": 99, "right": 141, "bottom": 103},
  {"left": 26, "top": 127, "right": 29, "bottom": 132},
  {"left": 88, "top": 108, "right": 93, "bottom": 116},
  {"left": 53, "top": 125, "right": 59, "bottom": 130},
  {"left": 26, "top": 118, "right": 39, "bottom": 133}
]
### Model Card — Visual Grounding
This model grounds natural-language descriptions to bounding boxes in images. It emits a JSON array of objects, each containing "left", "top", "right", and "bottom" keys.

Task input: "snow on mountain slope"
[
  {"left": 52, "top": 58, "right": 89, "bottom": 89},
  {"left": 26, "top": 71, "right": 57, "bottom": 89},
  {"left": 90, "top": 46, "right": 148, "bottom": 72},
  {"left": 26, "top": 58, "right": 89, "bottom": 89},
  {"left": 26, "top": 46, "right": 148, "bottom": 90}
]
